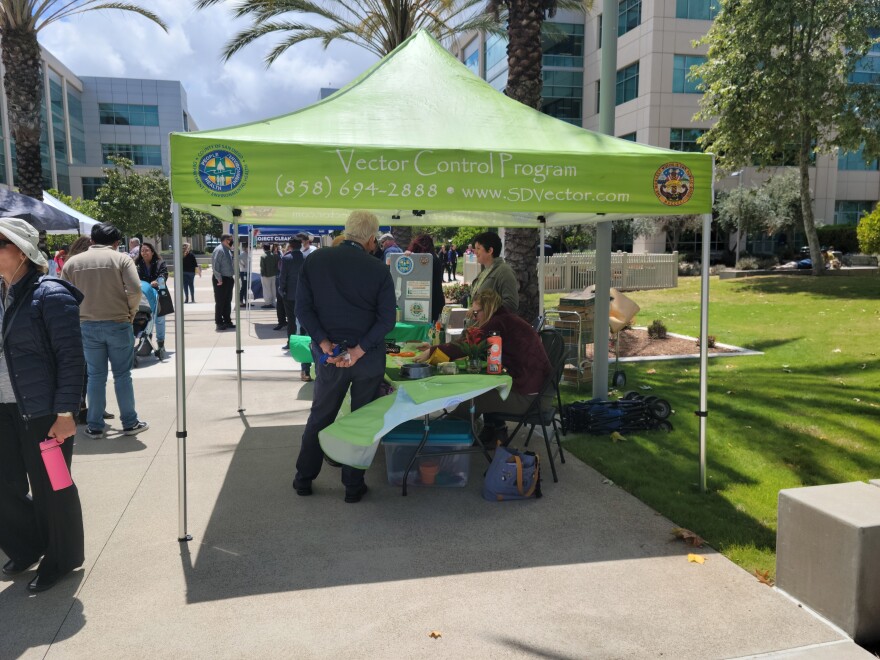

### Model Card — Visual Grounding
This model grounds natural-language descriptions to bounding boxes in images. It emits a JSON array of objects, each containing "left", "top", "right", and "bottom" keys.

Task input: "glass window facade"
[
  {"left": 834, "top": 200, "right": 874, "bottom": 225},
  {"left": 619, "top": 132, "right": 637, "bottom": 142},
  {"left": 99, "top": 103, "right": 159, "bottom": 126},
  {"left": 82, "top": 177, "right": 106, "bottom": 201},
  {"left": 485, "top": 34, "right": 508, "bottom": 89},
  {"left": 102, "top": 143, "right": 162, "bottom": 166},
  {"left": 542, "top": 70, "right": 583, "bottom": 125},
  {"left": 619, "top": 0, "right": 641, "bottom": 36},
  {"left": 67, "top": 87, "right": 86, "bottom": 164},
  {"left": 850, "top": 32, "right": 880, "bottom": 85},
  {"left": 670, "top": 128, "right": 706, "bottom": 152},
  {"left": 464, "top": 49, "right": 480, "bottom": 76},
  {"left": 616, "top": 62, "right": 639, "bottom": 105},
  {"left": 542, "top": 23, "right": 584, "bottom": 67},
  {"left": 49, "top": 71, "right": 70, "bottom": 194},
  {"left": 675, "top": 0, "right": 719, "bottom": 20},
  {"left": 838, "top": 144, "right": 879, "bottom": 171},
  {"left": 673, "top": 55, "right": 706, "bottom": 93}
]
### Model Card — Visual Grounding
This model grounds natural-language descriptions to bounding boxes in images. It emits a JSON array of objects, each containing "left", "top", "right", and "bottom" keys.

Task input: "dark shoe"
[
  {"left": 261, "top": 304, "right": 274, "bottom": 309},
  {"left": 224, "top": 323, "right": 236, "bottom": 330},
  {"left": 103, "top": 412, "right": 115, "bottom": 420},
  {"left": 272, "top": 324, "right": 285, "bottom": 331},
  {"left": 344, "top": 484, "right": 369, "bottom": 504},
  {"left": 27, "top": 571, "right": 71, "bottom": 593},
  {"left": 155, "top": 341, "right": 167, "bottom": 360},
  {"left": 324, "top": 455, "right": 342, "bottom": 468},
  {"left": 3, "top": 559, "right": 37, "bottom": 576},
  {"left": 216, "top": 324, "right": 226, "bottom": 332},
  {"left": 292, "top": 478, "right": 312, "bottom": 496},
  {"left": 300, "top": 372, "right": 312, "bottom": 383},
  {"left": 83, "top": 427, "right": 106, "bottom": 439},
  {"left": 123, "top": 421, "right": 149, "bottom": 436},
  {"left": 282, "top": 343, "right": 290, "bottom": 351}
]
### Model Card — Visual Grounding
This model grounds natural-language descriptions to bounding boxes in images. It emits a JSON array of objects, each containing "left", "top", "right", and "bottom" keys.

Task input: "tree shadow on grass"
[{"left": 733, "top": 275, "right": 878, "bottom": 300}]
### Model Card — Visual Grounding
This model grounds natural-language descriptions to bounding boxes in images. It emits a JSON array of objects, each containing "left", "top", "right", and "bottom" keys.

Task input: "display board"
[{"left": 389, "top": 253, "right": 435, "bottom": 323}]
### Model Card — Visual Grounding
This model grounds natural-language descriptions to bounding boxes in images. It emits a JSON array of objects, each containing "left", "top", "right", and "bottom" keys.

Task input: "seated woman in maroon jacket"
[{"left": 414, "top": 289, "right": 551, "bottom": 445}]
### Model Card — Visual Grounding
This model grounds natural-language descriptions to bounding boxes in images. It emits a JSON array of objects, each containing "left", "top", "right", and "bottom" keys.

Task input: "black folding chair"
[{"left": 499, "top": 328, "right": 567, "bottom": 482}]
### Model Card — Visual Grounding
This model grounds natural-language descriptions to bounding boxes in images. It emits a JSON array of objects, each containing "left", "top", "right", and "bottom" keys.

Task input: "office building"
[
  {"left": 452, "top": 0, "right": 879, "bottom": 253},
  {"left": 0, "top": 45, "right": 196, "bottom": 200}
]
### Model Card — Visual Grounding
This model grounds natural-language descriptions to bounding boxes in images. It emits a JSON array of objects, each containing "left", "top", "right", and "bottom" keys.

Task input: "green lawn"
[{"left": 550, "top": 275, "right": 880, "bottom": 577}]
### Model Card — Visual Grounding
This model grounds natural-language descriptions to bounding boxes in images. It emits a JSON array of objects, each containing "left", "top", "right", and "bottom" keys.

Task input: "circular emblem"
[
  {"left": 653, "top": 162, "right": 694, "bottom": 206},
  {"left": 193, "top": 146, "right": 248, "bottom": 197},
  {"left": 419, "top": 255, "right": 430, "bottom": 266},
  {"left": 395, "top": 255, "right": 414, "bottom": 275},
  {"left": 410, "top": 302, "right": 424, "bottom": 317}
]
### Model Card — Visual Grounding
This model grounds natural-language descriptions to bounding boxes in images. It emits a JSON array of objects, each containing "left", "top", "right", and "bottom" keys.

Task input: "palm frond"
[{"left": 41, "top": 2, "right": 168, "bottom": 31}]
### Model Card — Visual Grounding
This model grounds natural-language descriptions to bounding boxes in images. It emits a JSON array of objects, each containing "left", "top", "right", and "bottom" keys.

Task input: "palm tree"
[
  {"left": 195, "top": 0, "right": 504, "bottom": 250},
  {"left": 195, "top": 0, "right": 503, "bottom": 63},
  {"left": 0, "top": 2, "right": 167, "bottom": 199},
  {"left": 488, "top": 0, "right": 590, "bottom": 321}
]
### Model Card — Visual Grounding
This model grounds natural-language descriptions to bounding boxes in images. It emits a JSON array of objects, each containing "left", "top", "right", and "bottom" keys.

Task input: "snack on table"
[{"left": 438, "top": 362, "right": 458, "bottom": 375}]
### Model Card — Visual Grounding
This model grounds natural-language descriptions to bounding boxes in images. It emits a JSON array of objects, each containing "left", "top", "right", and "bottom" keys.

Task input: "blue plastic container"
[{"left": 382, "top": 419, "right": 472, "bottom": 487}]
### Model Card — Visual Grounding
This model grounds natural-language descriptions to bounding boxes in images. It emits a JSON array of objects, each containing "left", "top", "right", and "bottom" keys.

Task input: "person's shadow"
[{"left": 0, "top": 569, "right": 86, "bottom": 656}]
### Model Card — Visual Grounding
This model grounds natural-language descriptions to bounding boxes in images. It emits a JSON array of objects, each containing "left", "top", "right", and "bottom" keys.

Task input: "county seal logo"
[
  {"left": 653, "top": 162, "right": 694, "bottom": 206},
  {"left": 194, "top": 146, "right": 248, "bottom": 197}
]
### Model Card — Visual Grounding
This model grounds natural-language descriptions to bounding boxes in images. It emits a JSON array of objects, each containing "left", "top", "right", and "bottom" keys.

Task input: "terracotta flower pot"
[{"left": 419, "top": 460, "right": 440, "bottom": 485}]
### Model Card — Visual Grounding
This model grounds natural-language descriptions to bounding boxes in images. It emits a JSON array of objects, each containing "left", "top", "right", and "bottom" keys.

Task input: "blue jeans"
[
  {"left": 182, "top": 272, "right": 195, "bottom": 302},
  {"left": 81, "top": 321, "right": 139, "bottom": 431},
  {"left": 155, "top": 315, "right": 165, "bottom": 342}
]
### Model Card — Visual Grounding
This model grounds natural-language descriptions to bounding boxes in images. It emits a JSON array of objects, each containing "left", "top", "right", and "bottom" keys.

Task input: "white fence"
[{"left": 543, "top": 251, "right": 678, "bottom": 292}]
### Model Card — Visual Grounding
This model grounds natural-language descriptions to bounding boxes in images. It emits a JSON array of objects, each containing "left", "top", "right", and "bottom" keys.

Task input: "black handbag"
[{"left": 157, "top": 287, "right": 174, "bottom": 317}]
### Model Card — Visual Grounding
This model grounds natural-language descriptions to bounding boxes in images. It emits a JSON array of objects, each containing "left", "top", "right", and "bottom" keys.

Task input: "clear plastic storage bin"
[{"left": 383, "top": 419, "right": 472, "bottom": 487}]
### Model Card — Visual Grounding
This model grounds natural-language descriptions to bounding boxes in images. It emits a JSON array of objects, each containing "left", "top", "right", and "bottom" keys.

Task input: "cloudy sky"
[{"left": 40, "top": 0, "right": 378, "bottom": 130}]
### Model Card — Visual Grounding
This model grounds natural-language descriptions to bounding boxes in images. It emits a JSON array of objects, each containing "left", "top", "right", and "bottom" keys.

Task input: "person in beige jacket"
[{"left": 61, "top": 223, "right": 148, "bottom": 439}]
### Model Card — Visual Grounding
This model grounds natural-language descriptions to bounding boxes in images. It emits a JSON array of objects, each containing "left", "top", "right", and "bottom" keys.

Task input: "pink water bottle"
[
  {"left": 487, "top": 333, "right": 503, "bottom": 374},
  {"left": 40, "top": 438, "right": 73, "bottom": 491}
]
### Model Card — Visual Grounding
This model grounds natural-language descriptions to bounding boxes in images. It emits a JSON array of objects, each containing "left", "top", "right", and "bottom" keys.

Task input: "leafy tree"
[
  {"left": 46, "top": 188, "right": 102, "bottom": 221},
  {"left": 182, "top": 208, "right": 223, "bottom": 241},
  {"left": 761, "top": 169, "right": 803, "bottom": 235},
  {"left": 715, "top": 186, "right": 772, "bottom": 238},
  {"left": 857, "top": 206, "right": 880, "bottom": 254},
  {"left": 630, "top": 215, "right": 703, "bottom": 253},
  {"left": 695, "top": 0, "right": 880, "bottom": 275},
  {"left": 449, "top": 226, "right": 487, "bottom": 251},
  {"left": 96, "top": 157, "right": 171, "bottom": 238},
  {"left": 0, "top": 1, "right": 166, "bottom": 199}
]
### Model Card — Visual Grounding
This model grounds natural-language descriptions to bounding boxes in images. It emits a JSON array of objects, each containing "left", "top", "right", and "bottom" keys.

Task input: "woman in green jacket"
[{"left": 469, "top": 231, "right": 519, "bottom": 313}]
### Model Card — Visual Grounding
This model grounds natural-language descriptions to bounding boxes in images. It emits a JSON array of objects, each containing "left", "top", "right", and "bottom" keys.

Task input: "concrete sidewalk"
[{"left": 0, "top": 275, "right": 871, "bottom": 659}]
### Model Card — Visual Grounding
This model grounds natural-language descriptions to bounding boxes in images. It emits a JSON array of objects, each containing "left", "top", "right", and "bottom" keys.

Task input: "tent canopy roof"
[{"left": 170, "top": 31, "right": 713, "bottom": 227}]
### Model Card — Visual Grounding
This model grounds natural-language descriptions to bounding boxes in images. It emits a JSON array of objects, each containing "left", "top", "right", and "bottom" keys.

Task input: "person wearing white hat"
[{"left": 0, "top": 217, "right": 86, "bottom": 593}]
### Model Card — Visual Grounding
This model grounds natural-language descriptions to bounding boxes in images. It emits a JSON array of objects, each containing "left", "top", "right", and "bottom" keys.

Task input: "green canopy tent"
[{"left": 168, "top": 31, "right": 714, "bottom": 540}]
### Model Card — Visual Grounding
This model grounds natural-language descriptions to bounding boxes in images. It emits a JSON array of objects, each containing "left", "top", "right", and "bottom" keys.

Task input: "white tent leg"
[
  {"left": 592, "top": 221, "right": 612, "bottom": 400},
  {"left": 172, "top": 203, "right": 191, "bottom": 542},
  {"left": 247, "top": 225, "right": 254, "bottom": 330},
  {"left": 233, "top": 221, "right": 244, "bottom": 412},
  {"left": 539, "top": 221, "right": 546, "bottom": 317},
  {"left": 698, "top": 213, "right": 711, "bottom": 493}
]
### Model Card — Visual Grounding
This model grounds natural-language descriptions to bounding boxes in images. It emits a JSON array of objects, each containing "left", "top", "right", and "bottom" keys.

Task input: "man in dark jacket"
[
  {"left": 279, "top": 239, "right": 311, "bottom": 381},
  {"left": 293, "top": 211, "right": 395, "bottom": 503}
]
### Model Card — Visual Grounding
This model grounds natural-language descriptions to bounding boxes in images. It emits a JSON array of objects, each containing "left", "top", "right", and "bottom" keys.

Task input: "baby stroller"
[{"left": 133, "top": 281, "right": 158, "bottom": 368}]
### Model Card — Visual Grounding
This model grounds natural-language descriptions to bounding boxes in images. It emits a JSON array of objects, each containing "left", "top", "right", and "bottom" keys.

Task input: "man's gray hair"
[
  {"left": 345, "top": 210, "right": 379, "bottom": 244},
  {"left": 129, "top": 237, "right": 140, "bottom": 246}
]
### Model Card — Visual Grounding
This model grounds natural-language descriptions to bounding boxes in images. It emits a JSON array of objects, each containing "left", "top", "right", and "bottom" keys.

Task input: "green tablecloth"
[
  {"left": 319, "top": 365, "right": 512, "bottom": 469},
  {"left": 386, "top": 322, "right": 430, "bottom": 343}
]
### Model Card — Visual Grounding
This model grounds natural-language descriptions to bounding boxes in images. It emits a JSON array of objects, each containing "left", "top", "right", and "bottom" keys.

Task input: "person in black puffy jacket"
[{"left": 0, "top": 217, "right": 85, "bottom": 594}]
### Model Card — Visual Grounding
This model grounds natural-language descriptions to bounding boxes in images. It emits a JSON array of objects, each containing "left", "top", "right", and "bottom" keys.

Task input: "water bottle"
[
  {"left": 157, "top": 276, "right": 166, "bottom": 290},
  {"left": 40, "top": 438, "right": 73, "bottom": 491},
  {"left": 487, "top": 333, "right": 503, "bottom": 374}
]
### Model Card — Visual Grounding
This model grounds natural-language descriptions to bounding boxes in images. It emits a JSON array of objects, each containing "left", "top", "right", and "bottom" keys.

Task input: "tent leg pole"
[
  {"left": 592, "top": 221, "right": 612, "bottom": 400},
  {"left": 233, "top": 221, "right": 244, "bottom": 413},
  {"left": 698, "top": 212, "right": 711, "bottom": 494},
  {"left": 172, "top": 203, "right": 191, "bottom": 542},
  {"left": 538, "top": 221, "right": 546, "bottom": 317}
]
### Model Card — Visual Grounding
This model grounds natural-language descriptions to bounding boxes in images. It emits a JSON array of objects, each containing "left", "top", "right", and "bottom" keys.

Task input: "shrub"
[
  {"left": 647, "top": 319, "right": 668, "bottom": 339},
  {"left": 444, "top": 281, "right": 470, "bottom": 304},
  {"left": 696, "top": 335, "right": 717, "bottom": 348},
  {"left": 736, "top": 256, "right": 760, "bottom": 270},
  {"left": 816, "top": 224, "right": 859, "bottom": 253},
  {"left": 857, "top": 207, "right": 880, "bottom": 254},
  {"left": 678, "top": 261, "right": 701, "bottom": 276}
]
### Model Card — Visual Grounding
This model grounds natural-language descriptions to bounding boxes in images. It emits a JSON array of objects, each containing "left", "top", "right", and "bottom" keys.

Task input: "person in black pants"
[
  {"left": 293, "top": 211, "right": 395, "bottom": 503},
  {"left": 279, "top": 239, "right": 311, "bottom": 381},
  {"left": 211, "top": 234, "right": 235, "bottom": 331},
  {"left": 0, "top": 218, "right": 85, "bottom": 593}
]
